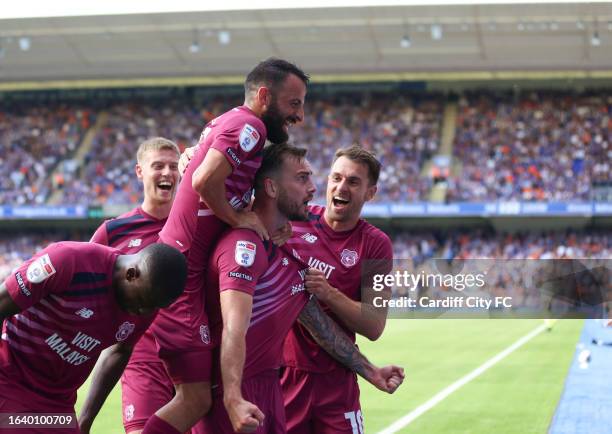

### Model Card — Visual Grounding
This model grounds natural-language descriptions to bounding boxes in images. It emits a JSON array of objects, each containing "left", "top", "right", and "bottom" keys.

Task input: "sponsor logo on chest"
[{"left": 307, "top": 257, "right": 336, "bottom": 279}]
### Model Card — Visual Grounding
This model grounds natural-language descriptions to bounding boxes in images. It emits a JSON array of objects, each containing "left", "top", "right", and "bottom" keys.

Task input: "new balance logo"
[
  {"left": 128, "top": 239, "right": 142, "bottom": 248},
  {"left": 75, "top": 308, "right": 94, "bottom": 319},
  {"left": 301, "top": 233, "right": 318, "bottom": 243}
]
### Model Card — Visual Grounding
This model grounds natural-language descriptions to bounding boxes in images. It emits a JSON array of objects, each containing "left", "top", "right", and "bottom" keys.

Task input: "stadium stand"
[
  {"left": 0, "top": 103, "right": 94, "bottom": 205},
  {"left": 447, "top": 91, "right": 611, "bottom": 202},
  {"left": 3, "top": 89, "right": 611, "bottom": 205}
]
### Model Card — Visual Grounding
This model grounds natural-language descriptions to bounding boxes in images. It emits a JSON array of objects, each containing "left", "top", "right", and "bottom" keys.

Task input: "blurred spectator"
[{"left": 448, "top": 91, "right": 611, "bottom": 201}]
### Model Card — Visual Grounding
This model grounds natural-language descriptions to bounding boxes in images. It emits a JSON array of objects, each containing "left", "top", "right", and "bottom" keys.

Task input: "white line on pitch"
[{"left": 377, "top": 324, "right": 548, "bottom": 434}]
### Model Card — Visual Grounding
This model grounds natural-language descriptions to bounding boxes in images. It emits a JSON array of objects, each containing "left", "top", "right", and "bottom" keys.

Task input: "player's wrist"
[{"left": 223, "top": 388, "right": 244, "bottom": 406}]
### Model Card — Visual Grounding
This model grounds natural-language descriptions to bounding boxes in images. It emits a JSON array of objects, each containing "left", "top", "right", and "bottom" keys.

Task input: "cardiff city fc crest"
[
  {"left": 115, "top": 321, "right": 135, "bottom": 342},
  {"left": 340, "top": 249, "right": 359, "bottom": 267},
  {"left": 200, "top": 324, "right": 211, "bottom": 344}
]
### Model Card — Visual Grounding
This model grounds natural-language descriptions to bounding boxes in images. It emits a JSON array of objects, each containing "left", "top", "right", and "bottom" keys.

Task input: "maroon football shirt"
[
  {"left": 282, "top": 205, "right": 393, "bottom": 373},
  {"left": 0, "top": 242, "right": 154, "bottom": 407}
]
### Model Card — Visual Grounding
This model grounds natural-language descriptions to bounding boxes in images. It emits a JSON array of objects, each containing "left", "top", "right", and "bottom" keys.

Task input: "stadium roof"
[{"left": 0, "top": 1, "right": 611, "bottom": 87}]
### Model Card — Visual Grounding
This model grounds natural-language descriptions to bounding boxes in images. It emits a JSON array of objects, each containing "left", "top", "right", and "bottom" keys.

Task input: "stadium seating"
[
  {"left": 447, "top": 91, "right": 611, "bottom": 201},
  {"left": 0, "top": 104, "right": 94, "bottom": 204}
]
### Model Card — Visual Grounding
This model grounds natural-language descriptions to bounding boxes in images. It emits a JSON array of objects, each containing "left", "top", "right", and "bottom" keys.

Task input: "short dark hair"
[
  {"left": 245, "top": 58, "right": 309, "bottom": 95},
  {"left": 254, "top": 143, "right": 307, "bottom": 192},
  {"left": 333, "top": 145, "right": 381, "bottom": 186},
  {"left": 141, "top": 243, "right": 187, "bottom": 307}
]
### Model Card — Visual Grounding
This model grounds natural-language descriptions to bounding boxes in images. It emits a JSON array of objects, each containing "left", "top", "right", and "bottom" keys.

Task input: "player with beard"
[
  {"left": 140, "top": 59, "right": 309, "bottom": 434},
  {"left": 281, "top": 146, "right": 394, "bottom": 434},
  {"left": 201, "top": 144, "right": 403, "bottom": 434},
  {"left": 79, "top": 138, "right": 180, "bottom": 434}
]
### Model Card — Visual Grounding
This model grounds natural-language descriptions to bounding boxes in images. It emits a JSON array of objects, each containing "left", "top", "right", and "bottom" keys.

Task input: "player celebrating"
[
  {"left": 281, "top": 145, "right": 393, "bottom": 434},
  {"left": 201, "top": 143, "right": 404, "bottom": 434},
  {"left": 0, "top": 241, "right": 187, "bottom": 434},
  {"left": 80, "top": 137, "right": 180, "bottom": 434},
  {"left": 145, "top": 58, "right": 309, "bottom": 434}
]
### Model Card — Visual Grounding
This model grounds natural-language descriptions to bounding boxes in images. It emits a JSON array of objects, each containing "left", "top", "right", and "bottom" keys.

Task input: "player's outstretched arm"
[
  {"left": 192, "top": 148, "right": 269, "bottom": 240},
  {"left": 0, "top": 282, "right": 21, "bottom": 322},
  {"left": 297, "top": 297, "right": 404, "bottom": 394},
  {"left": 305, "top": 268, "right": 387, "bottom": 340},
  {"left": 220, "top": 290, "right": 265, "bottom": 433},
  {"left": 78, "top": 342, "right": 134, "bottom": 434}
]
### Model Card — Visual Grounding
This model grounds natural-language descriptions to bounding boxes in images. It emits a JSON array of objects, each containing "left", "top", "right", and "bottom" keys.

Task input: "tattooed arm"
[{"left": 297, "top": 297, "right": 404, "bottom": 393}]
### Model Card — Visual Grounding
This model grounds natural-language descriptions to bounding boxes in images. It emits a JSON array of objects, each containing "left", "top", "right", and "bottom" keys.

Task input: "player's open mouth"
[
  {"left": 157, "top": 181, "right": 173, "bottom": 191},
  {"left": 332, "top": 196, "right": 349, "bottom": 207}
]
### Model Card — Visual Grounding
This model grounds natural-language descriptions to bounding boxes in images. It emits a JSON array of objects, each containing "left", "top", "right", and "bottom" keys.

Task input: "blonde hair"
[{"left": 136, "top": 137, "right": 180, "bottom": 164}]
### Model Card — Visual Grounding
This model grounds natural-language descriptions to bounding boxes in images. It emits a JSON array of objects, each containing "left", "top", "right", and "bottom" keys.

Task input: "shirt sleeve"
[
  {"left": 89, "top": 221, "right": 109, "bottom": 245},
  {"left": 3, "top": 243, "right": 73, "bottom": 311},
  {"left": 210, "top": 117, "right": 266, "bottom": 171},
  {"left": 364, "top": 231, "right": 394, "bottom": 281},
  {"left": 216, "top": 233, "right": 267, "bottom": 296}
]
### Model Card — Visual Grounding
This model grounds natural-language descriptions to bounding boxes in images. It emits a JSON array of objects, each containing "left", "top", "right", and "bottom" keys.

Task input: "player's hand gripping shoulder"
[
  {"left": 178, "top": 145, "right": 196, "bottom": 176},
  {"left": 297, "top": 297, "right": 405, "bottom": 394},
  {"left": 270, "top": 221, "right": 292, "bottom": 246},
  {"left": 234, "top": 210, "right": 270, "bottom": 241}
]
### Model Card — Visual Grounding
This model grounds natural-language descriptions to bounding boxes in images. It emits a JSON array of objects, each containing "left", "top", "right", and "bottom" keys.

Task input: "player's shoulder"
[
  {"left": 221, "top": 106, "right": 266, "bottom": 133},
  {"left": 217, "top": 228, "right": 265, "bottom": 252},
  {"left": 104, "top": 207, "right": 149, "bottom": 229},
  {"left": 360, "top": 219, "right": 393, "bottom": 250},
  {"left": 46, "top": 241, "right": 117, "bottom": 260}
]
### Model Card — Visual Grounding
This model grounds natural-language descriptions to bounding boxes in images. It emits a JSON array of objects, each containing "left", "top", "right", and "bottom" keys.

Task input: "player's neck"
[
  {"left": 252, "top": 202, "right": 288, "bottom": 237},
  {"left": 244, "top": 100, "right": 264, "bottom": 118},
  {"left": 141, "top": 200, "right": 171, "bottom": 220},
  {"left": 323, "top": 209, "right": 359, "bottom": 233}
]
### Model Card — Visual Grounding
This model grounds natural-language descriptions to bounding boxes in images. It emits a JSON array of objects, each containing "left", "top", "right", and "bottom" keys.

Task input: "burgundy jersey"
[
  {"left": 158, "top": 105, "right": 266, "bottom": 258},
  {"left": 282, "top": 205, "right": 393, "bottom": 373},
  {"left": 206, "top": 228, "right": 309, "bottom": 384},
  {"left": 90, "top": 207, "right": 166, "bottom": 254},
  {"left": 0, "top": 242, "right": 154, "bottom": 407},
  {"left": 91, "top": 207, "right": 166, "bottom": 363}
]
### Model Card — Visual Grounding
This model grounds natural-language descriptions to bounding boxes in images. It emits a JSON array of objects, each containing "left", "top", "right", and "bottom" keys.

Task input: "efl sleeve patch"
[
  {"left": 235, "top": 240, "right": 257, "bottom": 267},
  {"left": 26, "top": 253, "right": 56, "bottom": 284},
  {"left": 238, "top": 123, "right": 260, "bottom": 152}
]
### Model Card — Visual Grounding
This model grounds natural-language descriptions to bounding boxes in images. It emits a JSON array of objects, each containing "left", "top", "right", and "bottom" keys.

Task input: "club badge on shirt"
[
  {"left": 115, "top": 321, "right": 135, "bottom": 342},
  {"left": 340, "top": 249, "right": 359, "bottom": 267},
  {"left": 235, "top": 240, "right": 257, "bottom": 267},
  {"left": 26, "top": 253, "right": 56, "bottom": 284},
  {"left": 239, "top": 124, "right": 260, "bottom": 152}
]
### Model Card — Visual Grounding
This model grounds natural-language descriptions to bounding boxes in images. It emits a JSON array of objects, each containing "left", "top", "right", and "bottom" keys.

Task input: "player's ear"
[
  {"left": 257, "top": 86, "right": 271, "bottom": 110},
  {"left": 264, "top": 177, "right": 277, "bottom": 199},
  {"left": 365, "top": 184, "right": 377, "bottom": 202},
  {"left": 135, "top": 163, "right": 143, "bottom": 180}
]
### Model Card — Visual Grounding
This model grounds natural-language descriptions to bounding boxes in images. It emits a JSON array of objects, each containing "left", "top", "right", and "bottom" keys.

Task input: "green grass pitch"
[{"left": 76, "top": 319, "right": 582, "bottom": 433}]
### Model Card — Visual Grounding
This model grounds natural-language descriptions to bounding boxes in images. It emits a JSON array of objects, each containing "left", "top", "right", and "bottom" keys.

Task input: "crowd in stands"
[
  {"left": 447, "top": 91, "right": 611, "bottom": 202},
  {"left": 2, "top": 89, "right": 610, "bottom": 205},
  {"left": 0, "top": 104, "right": 93, "bottom": 205},
  {"left": 290, "top": 92, "right": 443, "bottom": 203}
]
